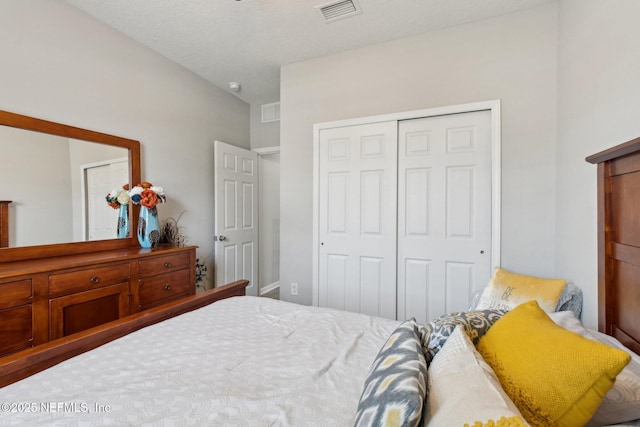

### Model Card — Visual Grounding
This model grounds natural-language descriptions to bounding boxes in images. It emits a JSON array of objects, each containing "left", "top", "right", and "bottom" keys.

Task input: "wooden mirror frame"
[{"left": 0, "top": 110, "right": 141, "bottom": 262}]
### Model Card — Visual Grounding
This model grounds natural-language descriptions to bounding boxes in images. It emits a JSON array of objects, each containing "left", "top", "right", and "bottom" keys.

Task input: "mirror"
[
  {"left": 0, "top": 110, "right": 141, "bottom": 262},
  {"left": 1, "top": 127, "right": 130, "bottom": 246}
]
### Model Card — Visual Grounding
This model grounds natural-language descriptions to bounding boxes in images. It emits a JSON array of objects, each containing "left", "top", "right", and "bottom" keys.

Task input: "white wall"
[
  {"left": 250, "top": 101, "right": 280, "bottom": 149},
  {"left": 556, "top": 0, "right": 640, "bottom": 328},
  {"left": 0, "top": 0, "right": 249, "bottom": 289},
  {"left": 0, "top": 126, "right": 72, "bottom": 247},
  {"left": 280, "top": 3, "right": 558, "bottom": 306}
]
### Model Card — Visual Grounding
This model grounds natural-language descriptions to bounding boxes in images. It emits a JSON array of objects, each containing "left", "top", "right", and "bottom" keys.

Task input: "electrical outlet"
[{"left": 291, "top": 282, "right": 299, "bottom": 296}]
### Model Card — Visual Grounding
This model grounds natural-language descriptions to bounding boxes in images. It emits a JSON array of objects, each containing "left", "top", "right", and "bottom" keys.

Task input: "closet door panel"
[
  {"left": 398, "top": 111, "right": 492, "bottom": 323},
  {"left": 318, "top": 121, "right": 397, "bottom": 319},
  {"left": 405, "top": 168, "right": 431, "bottom": 236},
  {"left": 403, "top": 258, "right": 431, "bottom": 322},
  {"left": 317, "top": 109, "right": 493, "bottom": 323},
  {"left": 360, "top": 256, "right": 384, "bottom": 317},
  {"left": 445, "top": 261, "right": 475, "bottom": 313}
]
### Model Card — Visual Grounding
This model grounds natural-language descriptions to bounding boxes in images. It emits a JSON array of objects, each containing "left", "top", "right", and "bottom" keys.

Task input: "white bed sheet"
[{"left": 0, "top": 296, "right": 399, "bottom": 426}]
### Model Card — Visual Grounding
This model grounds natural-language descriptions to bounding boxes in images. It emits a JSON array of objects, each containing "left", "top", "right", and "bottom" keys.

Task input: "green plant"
[{"left": 195, "top": 258, "right": 208, "bottom": 291}]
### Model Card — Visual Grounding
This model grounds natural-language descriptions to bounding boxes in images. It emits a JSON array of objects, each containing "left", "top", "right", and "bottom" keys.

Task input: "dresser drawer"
[
  {"left": 138, "top": 268, "right": 190, "bottom": 308},
  {"left": 49, "top": 263, "right": 130, "bottom": 297},
  {"left": 0, "top": 279, "right": 32, "bottom": 308},
  {"left": 138, "top": 252, "right": 190, "bottom": 278},
  {"left": 0, "top": 304, "right": 32, "bottom": 356}
]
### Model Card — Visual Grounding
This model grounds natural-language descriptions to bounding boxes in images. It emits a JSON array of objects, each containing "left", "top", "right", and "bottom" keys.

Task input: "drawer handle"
[
  {"left": 164, "top": 262, "right": 172, "bottom": 268},
  {"left": 90, "top": 276, "right": 100, "bottom": 284},
  {"left": 164, "top": 284, "right": 172, "bottom": 291}
]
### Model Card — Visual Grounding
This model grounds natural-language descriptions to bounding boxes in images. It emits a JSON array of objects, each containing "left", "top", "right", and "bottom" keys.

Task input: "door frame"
[
  {"left": 80, "top": 157, "right": 129, "bottom": 241},
  {"left": 311, "top": 100, "right": 502, "bottom": 307},
  {"left": 252, "top": 145, "right": 281, "bottom": 297}
]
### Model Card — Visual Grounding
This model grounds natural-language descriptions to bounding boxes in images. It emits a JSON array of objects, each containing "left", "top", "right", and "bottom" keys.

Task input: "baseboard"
[{"left": 260, "top": 281, "right": 279, "bottom": 296}]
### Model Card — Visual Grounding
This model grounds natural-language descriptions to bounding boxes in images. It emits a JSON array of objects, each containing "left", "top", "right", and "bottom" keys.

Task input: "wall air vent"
[
  {"left": 316, "top": 0, "right": 362, "bottom": 23},
  {"left": 261, "top": 102, "right": 280, "bottom": 123}
]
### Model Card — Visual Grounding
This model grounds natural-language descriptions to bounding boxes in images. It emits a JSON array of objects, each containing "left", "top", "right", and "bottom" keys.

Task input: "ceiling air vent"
[{"left": 316, "top": 0, "right": 362, "bottom": 23}]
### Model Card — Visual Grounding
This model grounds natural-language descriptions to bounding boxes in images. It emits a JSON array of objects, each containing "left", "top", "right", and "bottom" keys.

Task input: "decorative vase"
[
  {"left": 117, "top": 204, "right": 129, "bottom": 239},
  {"left": 138, "top": 206, "right": 160, "bottom": 248}
]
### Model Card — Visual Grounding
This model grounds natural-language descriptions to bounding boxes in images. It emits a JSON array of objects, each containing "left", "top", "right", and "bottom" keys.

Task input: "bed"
[
  {"left": 0, "top": 137, "right": 640, "bottom": 427},
  {"left": 0, "top": 284, "right": 637, "bottom": 427},
  {"left": 0, "top": 291, "right": 399, "bottom": 426}
]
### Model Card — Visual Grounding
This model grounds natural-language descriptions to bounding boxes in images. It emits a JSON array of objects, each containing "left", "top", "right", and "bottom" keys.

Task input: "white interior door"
[
  {"left": 397, "top": 110, "right": 492, "bottom": 323},
  {"left": 85, "top": 159, "right": 129, "bottom": 240},
  {"left": 214, "top": 140, "right": 259, "bottom": 295},
  {"left": 318, "top": 121, "right": 398, "bottom": 319}
]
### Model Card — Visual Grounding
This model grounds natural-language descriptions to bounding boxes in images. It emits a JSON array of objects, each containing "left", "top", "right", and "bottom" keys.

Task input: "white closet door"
[
  {"left": 318, "top": 121, "right": 398, "bottom": 319},
  {"left": 397, "top": 111, "right": 492, "bottom": 323}
]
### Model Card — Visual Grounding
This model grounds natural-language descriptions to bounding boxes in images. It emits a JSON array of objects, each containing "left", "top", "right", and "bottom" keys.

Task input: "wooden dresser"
[{"left": 0, "top": 245, "right": 196, "bottom": 357}]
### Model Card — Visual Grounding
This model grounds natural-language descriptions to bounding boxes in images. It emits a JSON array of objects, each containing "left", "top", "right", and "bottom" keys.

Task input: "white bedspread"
[{"left": 0, "top": 296, "right": 398, "bottom": 426}]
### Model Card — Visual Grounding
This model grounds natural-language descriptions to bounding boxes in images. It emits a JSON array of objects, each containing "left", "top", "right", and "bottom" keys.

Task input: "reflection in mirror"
[
  {"left": 0, "top": 124, "right": 131, "bottom": 247},
  {"left": 0, "top": 109, "right": 140, "bottom": 263}
]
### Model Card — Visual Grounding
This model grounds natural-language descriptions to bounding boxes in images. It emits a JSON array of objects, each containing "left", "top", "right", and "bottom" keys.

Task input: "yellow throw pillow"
[
  {"left": 476, "top": 268, "right": 566, "bottom": 312},
  {"left": 476, "top": 300, "right": 631, "bottom": 427},
  {"left": 465, "top": 416, "right": 529, "bottom": 427}
]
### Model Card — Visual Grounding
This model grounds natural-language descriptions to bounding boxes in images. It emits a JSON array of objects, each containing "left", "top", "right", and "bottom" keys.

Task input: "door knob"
[{"left": 214, "top": 235, "right": 227, "bottom": 242}]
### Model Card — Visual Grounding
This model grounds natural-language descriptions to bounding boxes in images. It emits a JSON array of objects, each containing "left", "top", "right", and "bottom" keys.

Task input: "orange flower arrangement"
[
  {"left": 105, "top": 184, "right": 131, "bottom": 209},
  {"left": 129, "top": 182, "right": 166, "bottom": 208}
]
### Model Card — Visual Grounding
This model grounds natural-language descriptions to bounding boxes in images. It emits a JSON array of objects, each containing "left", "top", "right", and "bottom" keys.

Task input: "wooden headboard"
[
  {"left": 0, "top": 201, "right": 10, "bottom": 248},
  {"left": 587, "top": 136, "right": 640, "bottom": 356}
]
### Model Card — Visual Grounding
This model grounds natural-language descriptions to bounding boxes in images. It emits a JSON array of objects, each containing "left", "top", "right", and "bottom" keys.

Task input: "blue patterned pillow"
[
  {"left": 419, "top": 309, "right": 506, "bottom": 366},
  {"left": 353, "top": 319, "right": 427, "bottom": 427}
]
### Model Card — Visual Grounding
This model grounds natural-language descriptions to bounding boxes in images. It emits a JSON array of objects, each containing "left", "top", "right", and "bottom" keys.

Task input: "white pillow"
[
  {"left": 424, "top": 326, "right": 527, "bottom": 426},
  {"left": 549, "top": 311, "right": 640, "bottom": 426}
]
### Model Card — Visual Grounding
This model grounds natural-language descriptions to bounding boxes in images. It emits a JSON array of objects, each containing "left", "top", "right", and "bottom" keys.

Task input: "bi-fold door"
[{"left": 317, "top": 109, "right": 494, "bottom": 323}]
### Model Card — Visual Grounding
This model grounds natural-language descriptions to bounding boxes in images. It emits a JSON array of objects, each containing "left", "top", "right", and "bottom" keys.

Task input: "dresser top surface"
[{"left": 0, "top": 245, "right": 196, "bottom": 279}]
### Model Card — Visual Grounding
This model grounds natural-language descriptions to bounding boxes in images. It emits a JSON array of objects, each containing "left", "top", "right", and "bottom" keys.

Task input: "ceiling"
[{"left": 64, "top": 0, "right": 554, "bottom": 105}]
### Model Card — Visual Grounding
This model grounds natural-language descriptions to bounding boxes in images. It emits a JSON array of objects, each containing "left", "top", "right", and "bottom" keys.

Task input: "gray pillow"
[
  {"left": 354, "top": 319, "right": 427, "bottom": 427},
  {"left": 419, "top": 309, "right": 506, "bottom": 365}
]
